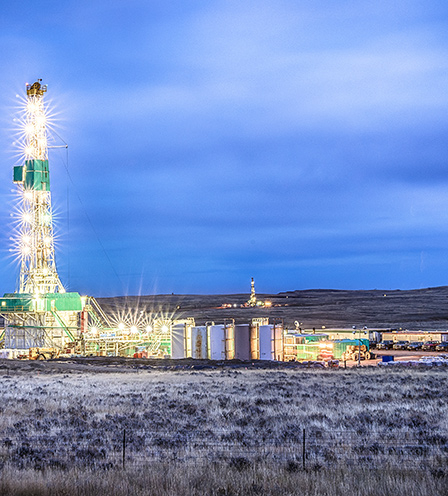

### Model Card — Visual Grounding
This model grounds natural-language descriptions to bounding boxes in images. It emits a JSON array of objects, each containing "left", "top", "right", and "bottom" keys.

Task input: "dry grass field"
[{"left": 0, "top": 359, "right": 447, "bottom": 495}]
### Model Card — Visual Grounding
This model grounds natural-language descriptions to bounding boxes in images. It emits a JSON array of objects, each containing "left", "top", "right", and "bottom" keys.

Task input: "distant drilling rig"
[{"left": 0, "top": 80, "right": 91, "bottom": 351}]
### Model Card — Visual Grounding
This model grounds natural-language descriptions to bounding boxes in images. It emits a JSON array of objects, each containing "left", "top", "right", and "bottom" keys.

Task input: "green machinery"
[
  {"left": 284, "top": 333, "right": 370, "bottom": 361},
  {"left": 1, "top": 293, "right": 84, "bottom": 349}
]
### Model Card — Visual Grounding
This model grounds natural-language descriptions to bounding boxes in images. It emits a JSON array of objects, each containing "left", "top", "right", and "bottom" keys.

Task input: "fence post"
[
  {"left": 302, "top": 428, "right": 306, "bottom": 470},
  {"left": 122, "top": 429, "right": 126, "bottom": 469}
]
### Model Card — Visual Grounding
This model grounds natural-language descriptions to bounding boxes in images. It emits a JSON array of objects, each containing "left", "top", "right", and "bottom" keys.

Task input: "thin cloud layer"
[{"left": 0, "top": 0, "right": 447, "bottom": 295}]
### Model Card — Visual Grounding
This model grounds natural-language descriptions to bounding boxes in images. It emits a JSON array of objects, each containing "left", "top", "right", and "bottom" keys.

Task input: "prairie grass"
[
  {"left": 0, "top": 362, "right": 447, "bottom": 494},
  {"left": 0, "top": 463, "right": 447, "bottom": 496}
]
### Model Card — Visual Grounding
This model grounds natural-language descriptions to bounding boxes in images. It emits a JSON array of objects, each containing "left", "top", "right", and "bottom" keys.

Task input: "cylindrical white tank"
[
  {"left": 259, "top": 324, "right": 284, "bottom": 361},
  {"left": 172, "top": 323, "right": 193, "bottom": 359},
  {"left": 191, "top": 326, "right": 207, "bottom": 359},
  {"left": 185, "top": 325, "right": 192, "bottom": 357},
  {"left": 234, "top": 324, "right": 251, "bottom": 360},
  {"left": 208, "top": 325, "right": 226, "bottom": 360}
]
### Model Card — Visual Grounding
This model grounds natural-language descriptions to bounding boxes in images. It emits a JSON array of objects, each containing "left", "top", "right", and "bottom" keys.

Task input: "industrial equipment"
[
  {"left": 28, "top": 347, "right": 60, "bottom": 360},
  {"left": 1, "top": 80, "right": 88, "bottom": 351}
]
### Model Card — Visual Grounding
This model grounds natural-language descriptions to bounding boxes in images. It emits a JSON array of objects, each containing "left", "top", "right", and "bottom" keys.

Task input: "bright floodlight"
[
  {"left": 118, "top": 323, "right": 125, "bottom": 330},
  {"left": 161, "top": 325, "right": 169, "bottom": 333},
  {"left": 22, "top": 213, "right": 32, "bottom": 223},
  {"left": 130, "top": 326, "right": 138, "bottom": 334}
]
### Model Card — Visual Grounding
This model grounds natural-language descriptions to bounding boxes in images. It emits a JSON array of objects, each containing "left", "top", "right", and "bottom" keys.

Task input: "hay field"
[{"left": 0, "top": 360, "right": 447, "bottom": 495}]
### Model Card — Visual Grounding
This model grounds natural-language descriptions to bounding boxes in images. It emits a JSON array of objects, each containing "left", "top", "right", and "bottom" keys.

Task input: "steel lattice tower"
[
  {"left": 0, "top": 80, "right": 158, "bottom": 356},
  {"left": 0, "top": 80, "right": 85, "bottom": 351},
  {"left": 16, "top": 80, "right": 64, "bottom": 294}
]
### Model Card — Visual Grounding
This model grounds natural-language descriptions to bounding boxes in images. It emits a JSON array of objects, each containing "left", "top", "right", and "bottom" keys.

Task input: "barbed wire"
[{"left": 1, "top": 429, "right": 448, "bottom": 470}]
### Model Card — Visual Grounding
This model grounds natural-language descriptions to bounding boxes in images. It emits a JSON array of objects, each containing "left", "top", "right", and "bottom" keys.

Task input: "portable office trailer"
[{"left": 382, "top": 331, "right": 448, "bottom": 343}]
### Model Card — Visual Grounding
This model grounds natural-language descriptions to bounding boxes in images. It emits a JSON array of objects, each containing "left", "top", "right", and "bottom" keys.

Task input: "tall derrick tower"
[
  {"left": 17, "top": 80, "right": 64, "bottom": 294},
  {"left": 247, "top": 277, "right": 257, "bottom": 306},
  {"left": 0, "top": 80, "right": 85, "bottom": 350},
  {"left": 0, "top": 80, "right": 164, "bottom": 357}
]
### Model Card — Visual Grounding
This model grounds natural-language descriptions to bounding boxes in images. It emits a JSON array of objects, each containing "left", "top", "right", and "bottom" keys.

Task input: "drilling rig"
[
  {"left": 0, "top": 80, "right": 86, "bottom": 351},
  {"left": 0, "top": 80, "right": 175, "bottom": 358}
]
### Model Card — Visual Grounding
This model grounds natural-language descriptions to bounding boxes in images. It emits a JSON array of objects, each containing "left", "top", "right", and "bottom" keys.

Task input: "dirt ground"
[{"left": 0, "top": 347, "right": 444, "bottom": 373}]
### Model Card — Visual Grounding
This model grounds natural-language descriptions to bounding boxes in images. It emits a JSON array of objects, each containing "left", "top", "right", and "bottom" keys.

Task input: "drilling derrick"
[
  {"left": 0, "top": 80, "right": 86, "bottom": 352},
  {"left": 0, "top": 80, "right": 162, "bottom": 358},
  {"left": 17, "top": 80, "right": 64, "bottom": 295},
  {"left": 247, "top": 277, "right": 257, "bottom": 306}
]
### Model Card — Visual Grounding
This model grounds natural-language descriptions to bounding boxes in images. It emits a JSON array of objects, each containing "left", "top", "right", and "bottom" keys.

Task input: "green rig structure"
[{"left": 0, "top": 80, "right": 98, "bottom": 352}]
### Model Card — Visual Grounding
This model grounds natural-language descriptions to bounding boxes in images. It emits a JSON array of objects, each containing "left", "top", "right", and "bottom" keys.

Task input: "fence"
[{"left": 1, "top": 428, "right": 448, "bottom": 471}]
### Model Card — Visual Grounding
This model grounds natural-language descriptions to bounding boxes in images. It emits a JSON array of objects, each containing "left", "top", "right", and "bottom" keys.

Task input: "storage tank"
[
  {"left": 171, "top": 323, "right": 185, "bottom": 359},
  {"left": 234, "top": 324, "right": 251, "bottom": 360},
  {"left": 274, "top": 324, "right": 284, "bottom": 361},
  {"left": 259, "top": 324, "right": 284, "bottom": 361},
  {"left": 208, "top": 325, "right": 226, "bottom": 360},
  {"left": 191, "top": 326, "right": 207, "bottom": 359},
  {"left": 225, "top": 323, "right": 235, "bottom": 360},
  {"left": 171, "top": 323, "right": 193, "bottom": 359},
  {"left": 259, "top": 324, "right": 273, "bottom": 360},
  {"left": 250, "top": 323, "right": 260, "bottom": 359}
]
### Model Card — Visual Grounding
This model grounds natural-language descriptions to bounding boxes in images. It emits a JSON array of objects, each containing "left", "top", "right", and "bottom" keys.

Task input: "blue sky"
[{"left": 0, "top": 1, "right": 448, "bottom": 296}]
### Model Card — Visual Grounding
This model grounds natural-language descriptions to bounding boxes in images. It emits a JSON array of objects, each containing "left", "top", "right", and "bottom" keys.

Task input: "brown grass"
[
  {"left": 0, "top": 464, "right": 446, "bottom": 496},
  {"left": 0, "top": 362, "right": 447, "bottom": 495}
]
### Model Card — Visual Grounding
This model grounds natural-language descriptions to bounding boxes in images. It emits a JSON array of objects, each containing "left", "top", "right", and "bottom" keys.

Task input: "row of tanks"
[
  {"left": 170, "top": 321, "right": 371, "bottom": 363},
  {"left": 172, "top": 321, "right": 284, "bottom": 361}
]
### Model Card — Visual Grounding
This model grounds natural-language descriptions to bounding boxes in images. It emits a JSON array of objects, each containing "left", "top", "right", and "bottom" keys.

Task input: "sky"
[{"left": 0, "top": 0, "right": 448, "bottom": 296}]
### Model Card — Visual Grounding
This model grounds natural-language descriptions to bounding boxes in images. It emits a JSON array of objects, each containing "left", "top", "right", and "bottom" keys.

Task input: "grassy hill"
[{"left": 97, "top": 286, "right": 448, "bottom": 331}]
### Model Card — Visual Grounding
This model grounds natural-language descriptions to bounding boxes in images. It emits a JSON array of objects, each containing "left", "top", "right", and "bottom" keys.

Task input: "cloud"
[{"left": 1, "top": 0, "right": 448, "bottom": 294}]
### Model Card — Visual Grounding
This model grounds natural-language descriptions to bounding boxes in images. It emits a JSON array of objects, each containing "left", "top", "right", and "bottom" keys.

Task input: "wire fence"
[{"left": 1, "top": 429, "right": 448, "bottom": 471}]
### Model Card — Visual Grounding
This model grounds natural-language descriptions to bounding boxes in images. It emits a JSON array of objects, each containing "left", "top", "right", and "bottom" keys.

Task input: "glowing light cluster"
[
  {"left": 86, "top": 308, "right": 174, "bottom": 338},
  {"left": 23, "top": 94, "right": 48, "bottom": 161}
]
